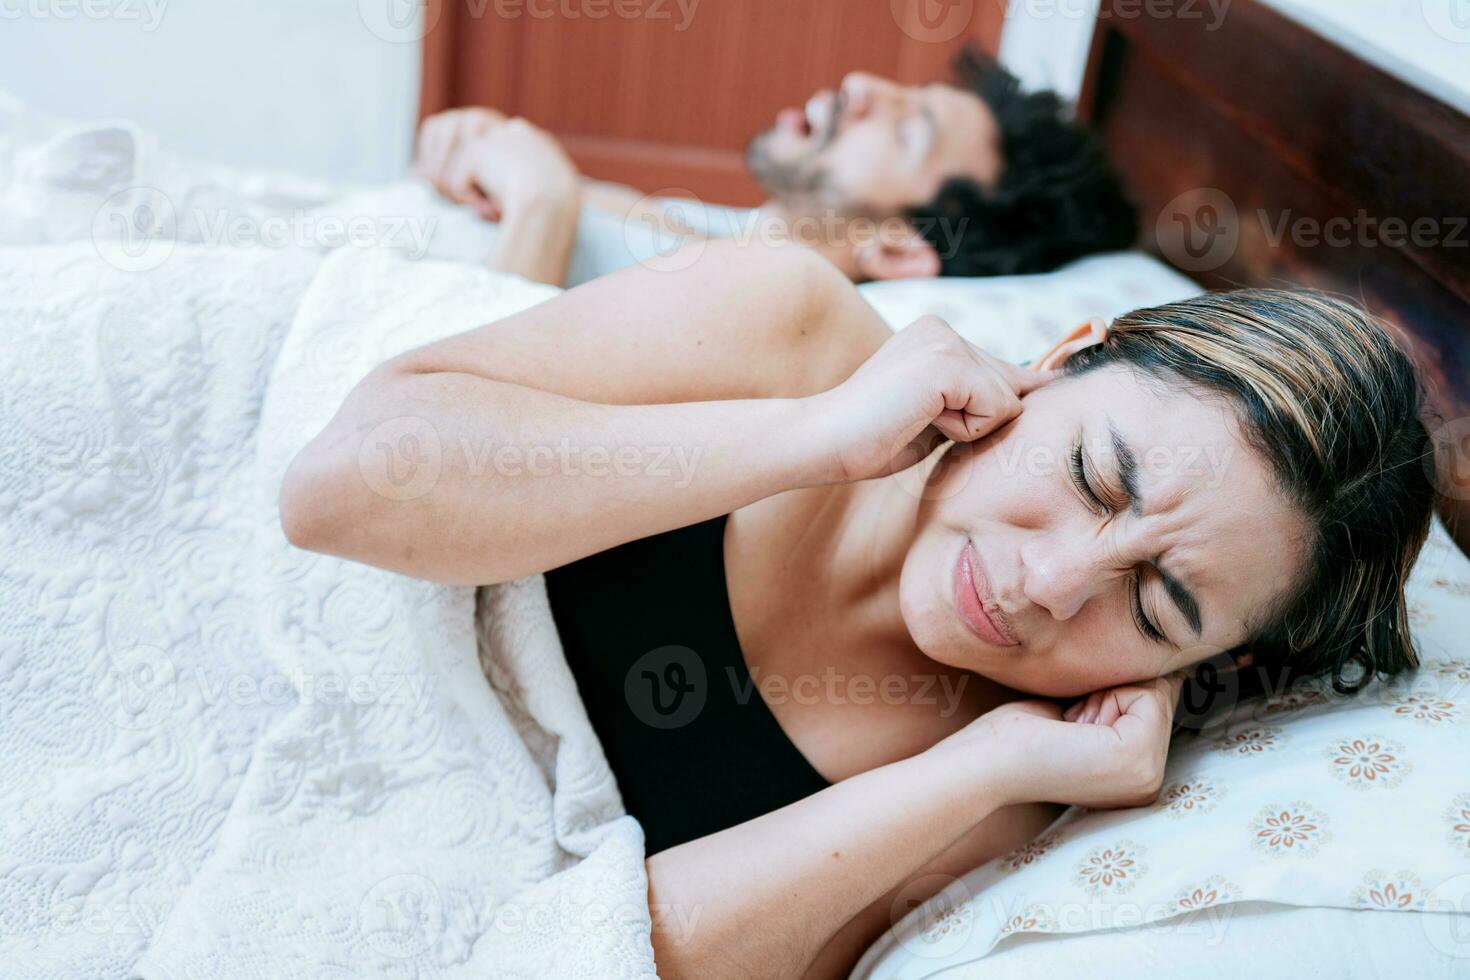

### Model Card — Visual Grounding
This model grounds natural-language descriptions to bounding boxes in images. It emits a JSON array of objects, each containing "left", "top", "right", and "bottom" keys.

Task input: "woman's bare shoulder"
[{"left": 388, "top": 241, "right": 891, "bottom": 405}]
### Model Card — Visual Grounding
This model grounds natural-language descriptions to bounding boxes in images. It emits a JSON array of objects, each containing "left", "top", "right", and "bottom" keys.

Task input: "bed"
[{"left": 2, "top": 3, "right": 1469, "bottom": 976}]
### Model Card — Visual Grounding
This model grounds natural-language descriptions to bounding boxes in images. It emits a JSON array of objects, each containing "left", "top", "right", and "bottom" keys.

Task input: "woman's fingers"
[
  {"left": 1065, "top": 673, "right": 1185, "bottom": 728},
  {"left": 1014, "top": 365, "right": 1059, "bottom": 395},
  {"left": 963, "top": 338, "right": 1059, "bottom": 395}
]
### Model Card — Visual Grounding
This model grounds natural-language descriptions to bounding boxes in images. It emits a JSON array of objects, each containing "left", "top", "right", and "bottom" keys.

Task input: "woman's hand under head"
[{"left": 933, "top": 672, "right": 1188, "bottom": 811}]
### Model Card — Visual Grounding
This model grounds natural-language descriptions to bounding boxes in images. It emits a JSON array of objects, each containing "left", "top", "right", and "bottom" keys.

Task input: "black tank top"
[{"left": 544, "top": 515, "right": 831, "bottom": 854}]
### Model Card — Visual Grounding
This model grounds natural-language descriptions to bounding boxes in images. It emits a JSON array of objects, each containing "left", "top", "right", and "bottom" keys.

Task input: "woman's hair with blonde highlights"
[{"left": 1063, "top": 288, "right": 1436, "bottom": 698}]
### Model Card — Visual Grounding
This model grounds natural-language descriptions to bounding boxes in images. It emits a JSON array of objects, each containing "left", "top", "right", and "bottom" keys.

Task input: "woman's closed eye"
[{"left": 1069, "top": 436, "right": 1167, "bottom": 644}]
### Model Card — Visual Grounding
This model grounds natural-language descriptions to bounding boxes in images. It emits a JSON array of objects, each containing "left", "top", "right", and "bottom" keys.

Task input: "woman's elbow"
[
  {"left": 278, "top": 362, "right": 407, "bottom": 554},
  {"left": 278, "top": 445, "right": 345, "bottom": 553}
]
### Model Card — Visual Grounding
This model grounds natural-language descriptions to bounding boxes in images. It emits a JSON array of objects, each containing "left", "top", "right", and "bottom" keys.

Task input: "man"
[{"left": 414, "top": 51, "right": 1137, "bottom": 287}]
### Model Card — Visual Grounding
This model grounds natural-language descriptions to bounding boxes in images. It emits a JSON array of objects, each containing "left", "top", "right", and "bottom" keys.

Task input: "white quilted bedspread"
[{"left": 0, "top": 242, "right": 657, "bottom": 979}]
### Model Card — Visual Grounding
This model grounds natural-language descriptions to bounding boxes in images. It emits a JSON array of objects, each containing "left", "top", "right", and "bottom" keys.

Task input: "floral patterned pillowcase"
[{"left": 856, "top": 518, "right": 1470, "bottom": 976}]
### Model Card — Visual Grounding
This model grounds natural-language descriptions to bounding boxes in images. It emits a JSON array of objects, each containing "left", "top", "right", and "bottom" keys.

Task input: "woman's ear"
[
  {"left": 854, "top": 229, "right": 942, "bottom": 281},
  {"left": 1034, "top": 316, "right": 1108, "bottom": 371},
  {"left": 1225, "top": 651, "right": 1254, "bottom": 673}
]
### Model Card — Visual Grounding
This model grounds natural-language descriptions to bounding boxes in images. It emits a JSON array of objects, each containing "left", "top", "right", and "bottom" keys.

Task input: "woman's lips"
[{"left": 954, "top": 540, "right": 1020, "bottom": 647}]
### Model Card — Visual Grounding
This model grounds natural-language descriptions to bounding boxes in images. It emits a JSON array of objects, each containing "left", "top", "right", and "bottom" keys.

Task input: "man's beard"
[
  {"left": 745, "top": 88, "right": 848, "bottom": 210},
  {"left": 744, "top": 134, "right": 829, "bottom": 204}
]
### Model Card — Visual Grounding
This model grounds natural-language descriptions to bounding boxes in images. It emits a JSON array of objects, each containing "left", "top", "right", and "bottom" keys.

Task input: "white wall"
[
  {"left": 998, "top": 0, "right": 1101, "bottom": 99},
  {"left": 998, "top": 0, "right": 1470, "bottom": 115},
  {"left": 0, "top": 0, "right": 423, "bottom": 183}
]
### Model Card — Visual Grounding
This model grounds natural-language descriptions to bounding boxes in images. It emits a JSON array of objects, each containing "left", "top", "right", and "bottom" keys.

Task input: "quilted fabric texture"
[
  {"left": 0, "top": 243, "right": 657, "bottom": 979},
  {"left": 854, "top": 520, "right": 1470, "bottom": 977}
]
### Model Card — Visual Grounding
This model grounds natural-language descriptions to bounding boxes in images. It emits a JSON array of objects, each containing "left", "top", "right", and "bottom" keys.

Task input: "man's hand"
[
  {"left": 416, "top": 107, "right": 505, "bottom": 217},
  {"left": 414, "top": 108, "right": 580, "bottom": 222},
  {"left": 414, "top": 107, "right": 582, "bottom": 285}
]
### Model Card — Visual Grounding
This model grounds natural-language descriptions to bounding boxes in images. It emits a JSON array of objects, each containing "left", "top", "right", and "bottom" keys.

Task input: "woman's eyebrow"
[{"left": 1107, "top": 416, "right": 1205, "bottom": 637}]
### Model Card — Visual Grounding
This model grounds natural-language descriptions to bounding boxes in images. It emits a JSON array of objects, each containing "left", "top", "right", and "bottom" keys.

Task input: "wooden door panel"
[{"left": 421, "top": 0, "right": 1003, "bottom": 204}]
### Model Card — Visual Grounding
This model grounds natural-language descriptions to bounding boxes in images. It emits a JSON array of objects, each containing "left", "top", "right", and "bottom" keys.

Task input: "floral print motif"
[
  {"left": 1407, "top": 602, "right": 1435, "bottom": 628},
  {"left": 1159, "top": 779, "right": 1225, "bottom": 818},
  {"left": 1074, "top": 840, "right": 1147, "bottom": 895},
  {"left": 1001, "top": 831, "right": 1063, "bottom": 872},
  {"left": 1169, "top": 875, "right": 1241, "bottom": 915},
  {"left": 1446, "top": 794, "right": 1470, "bottom": 857},
  {"left": 1214, "top": 726, "right": 1286, "bottom": 756},
  {"left": 918, "top": 900, "right": 974, "bottom": 944},
  {"left": 1250, "top": 802, "right": 1331, "bottom": 857},
  {"left": 998, "top": 904, "right": 1057, "bottom": 936},
  {"left": 1435, "top": 658, "right": 1470, "bottom": 684},
  {"left": 1350, "top": 870, "right": 1423, "bottom": 910},
  {"left": 1431, "top": 575, "right": 1470, "bottom": 597},
  {"left": 1325, "top": 735, "right": 1411, "bottom": 790},
  {"left": 1258, "top": 687, "right": 1329, "bottom": 717},
  {"left": 1384, "top": 693, "right": 1461, "bottom": 724}
]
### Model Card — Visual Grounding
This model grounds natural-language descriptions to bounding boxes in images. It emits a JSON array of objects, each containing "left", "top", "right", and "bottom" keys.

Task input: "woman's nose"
[{"left": 1019, "top": 537, "right": 1103, "bottom": 622}]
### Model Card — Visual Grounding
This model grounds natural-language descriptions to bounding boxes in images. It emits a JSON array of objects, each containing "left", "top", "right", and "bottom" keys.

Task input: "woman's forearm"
[
  {"left": 645, "top": 743, "right": 1016, "bottom": 980},
  {"left": 280, "top": 373, "right": 830, "bottom": 585}
]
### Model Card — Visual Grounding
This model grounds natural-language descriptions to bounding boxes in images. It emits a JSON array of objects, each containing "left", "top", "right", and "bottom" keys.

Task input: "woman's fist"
[
  {"left": 937, "top": 673, "right": 1188, "bottom": 811},
  {"left": 805, "top": 315, "right": 1054, "bottom": 485}
]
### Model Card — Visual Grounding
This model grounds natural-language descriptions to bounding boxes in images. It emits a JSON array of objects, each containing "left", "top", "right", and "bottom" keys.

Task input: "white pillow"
[
  {"left": 856, "top": 252, "right": 1202, "bottom": 363},
  {"left": 892, "top": 902, "right": 1461, "bottom": 980},
  {"left": 854, "top": 517, "right": 1470, "bottom": 977}
]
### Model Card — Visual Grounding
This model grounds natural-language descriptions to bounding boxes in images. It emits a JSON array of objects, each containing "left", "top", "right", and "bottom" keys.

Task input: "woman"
[{"left": 280, "top": 241, "right": 1434, "bottom": 979}]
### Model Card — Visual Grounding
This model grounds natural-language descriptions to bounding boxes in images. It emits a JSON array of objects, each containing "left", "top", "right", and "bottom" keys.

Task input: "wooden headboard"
[{"left": 1077, "top": 0, "right": 1470, "bottom": 553}]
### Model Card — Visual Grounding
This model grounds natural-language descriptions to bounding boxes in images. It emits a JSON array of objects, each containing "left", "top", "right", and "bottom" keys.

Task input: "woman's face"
[{"left": 900, "top": 363, "right": 1309, "bottom": 698}]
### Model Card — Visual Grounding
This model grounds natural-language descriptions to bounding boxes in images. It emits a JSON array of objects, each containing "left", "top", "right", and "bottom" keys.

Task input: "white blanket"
[{"left": 0, "top": 241, "right": 658, "bottom": 979}]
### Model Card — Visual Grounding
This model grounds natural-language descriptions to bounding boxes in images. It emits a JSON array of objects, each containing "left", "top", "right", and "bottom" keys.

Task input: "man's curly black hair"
[{"left": 907, "top": 50, "right": 1138, "bottom": 277}]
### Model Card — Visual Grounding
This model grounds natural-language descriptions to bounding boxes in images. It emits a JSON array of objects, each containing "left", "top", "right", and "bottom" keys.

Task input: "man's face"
[{"left": 746, "top": 71, "right": 1002, "bottom": 217}]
